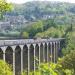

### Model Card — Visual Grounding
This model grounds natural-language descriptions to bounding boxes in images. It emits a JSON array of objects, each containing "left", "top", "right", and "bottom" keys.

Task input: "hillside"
[
  {"left": 0, "top": 1, "right": 75, "bottom": 38},
  {"left": 7, "top": 1, "right": 75, "bottom": 24}
]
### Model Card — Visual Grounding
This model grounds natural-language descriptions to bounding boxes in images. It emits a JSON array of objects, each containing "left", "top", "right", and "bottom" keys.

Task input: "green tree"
[
  {"left": 35, "top": 27, "right": 64, "bottom": 38},
  {"left": 26, "top": 20, "right": 43, "bottom": 38},
  {"left": 62, "top": 32, "right": 75, "bottom": 55},
  {"left": 0, "top": 0, "right": 12, "bottom": 19},
  {"left": 43, "top": 19, "right": 56, "bottom": 31}
]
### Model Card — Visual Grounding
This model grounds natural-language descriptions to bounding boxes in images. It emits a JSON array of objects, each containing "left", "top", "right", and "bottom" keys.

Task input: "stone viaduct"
[{"left": 0, "top": 38, "right": 64, "bottom": 75}]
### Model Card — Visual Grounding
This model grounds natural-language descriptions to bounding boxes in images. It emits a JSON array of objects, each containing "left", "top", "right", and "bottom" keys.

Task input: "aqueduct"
[{"left": 0, "top": 38, "right": 64, "bottom": 75}]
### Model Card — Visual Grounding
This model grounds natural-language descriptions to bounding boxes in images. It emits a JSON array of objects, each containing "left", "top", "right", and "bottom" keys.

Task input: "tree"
[
  {"left": 62, "top": 32, "right": 75, "bottom": 55},
  {"left": 26, "top": 20, "right": 43, "bottom": 38},
  {"left": 0, "top": 0, "right": 12, "bottom": 19},
  {"left": 35, "top": 27, "right": 64, "bottom": 38}
]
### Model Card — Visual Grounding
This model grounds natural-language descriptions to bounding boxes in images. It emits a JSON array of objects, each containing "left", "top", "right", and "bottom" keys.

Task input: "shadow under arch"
[
  {"left": 44, "top": 43, "right": 47, "bottom": 63},
  {"left": 57, "top": 42, "right": 61, "bottom": 57},
  {"left": 35, "top": 44, "right": 39, "bottom": 70},
  {"left": 30, "top": 44, "right": 34, "bottom": 71},
  {"left": 15, "top": 45, "right": 21, "bottom": 75},
  {"left": 23, "top": 44, "right": 28, "bottom": 74},
  {"left": 48, "top": 43, "right": 51, "bottom": 62},
  {"left": 40, "top": 43, "right": 43, "bottom": 62},
  {"left": 55, "top": 42, "right": 59, "bottom": 62},
  {"left": 52, "top": 42, "right": 54, "bottom": 62},
  {"left": 0, "top": 48, "right": 3, "bottom": 59},
  {"left": 5, "top": 46, "right": 13, "bottom": 68}
]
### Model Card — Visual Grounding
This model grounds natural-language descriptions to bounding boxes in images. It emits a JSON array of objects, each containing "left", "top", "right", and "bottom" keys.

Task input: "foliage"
[
  {"left": 23, "top": 19, "right": 67, "bottom": 38},
  {"left": 7, "top": 1, "right": 75, "bottom": 25},
  {"left": 43, "top": 19, "right": 56, "bottom": 31},
  {"left": 1, "top": 1, "right": 75, "bottom": 38},
  {"left": 0, "top": 31, "right": 20, "bottom": 37},
  {"left": 58, "top": 50, "right": 75, "bottom": 74},
  {"left": 62, "top": 32, "right": 75, "bottom": 55},
  {"left": 0, "top": 60, "right": 12, "bottom": 75},
  {"left": 35, "top": 27, "right": 65, "bottom": 38},
  {"left": 0, "top": 0, "right": 12, "bottom": 19},
  {"left": 22, "top": 62, "right": 73, "bottom": 75},
  {"left": 22, "top": 32, "right": 29, "bottom": 38},
  {"left": 24, "top": 20, "right": 43, "bottom": 38},
  {"left": 40, "top": 63, "right": 74, "bottom": 75}
]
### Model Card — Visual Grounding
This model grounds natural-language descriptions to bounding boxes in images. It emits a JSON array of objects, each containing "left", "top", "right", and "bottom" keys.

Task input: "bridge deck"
[{"left": 0, "top": 38, "right": 64, "bottom": 47}]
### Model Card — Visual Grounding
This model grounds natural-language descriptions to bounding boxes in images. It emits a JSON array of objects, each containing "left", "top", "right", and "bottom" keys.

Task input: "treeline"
[
  {"left": 7, "top": 1, "right": 75, "bottom": 23},
  {"left": 21, "top": 19, "right": 68, "bottom": 38}
]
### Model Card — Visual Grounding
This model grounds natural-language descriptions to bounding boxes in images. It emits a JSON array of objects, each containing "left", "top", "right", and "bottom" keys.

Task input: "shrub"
[
  {"left": 0, "top": 60, "right": 12, "bottom": 75},
  {"left": 58, "top": 50, "right": 75, "bottom": 74},
  {"left": 22, "top": 62, "right": 73, "bottom": 75},
  {"left": 22, "top": 32, "right": 29, "bottom": 38}
]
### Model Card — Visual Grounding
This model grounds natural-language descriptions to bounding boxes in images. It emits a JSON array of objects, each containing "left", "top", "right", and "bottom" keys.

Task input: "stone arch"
[
  {"left": 35, "top": 44, "right": 39, "bottom": 70},
  {"left": 30, "top": 44, "right": 34, "bottom": 71},
  {"left": 5, "top": 46, "right": 13, "bottom": 68},
  {"left": 40, "top": 43, "right": 43, "bottom": 62},
  {"left": 15, "top": 45, "right": 21, "bottom": 75},
  {"left": 0, "top": 48, "right": 3, "bottom": 59},
  {"left": 23, "top": 44, "right": 28, "bottom": 74}
]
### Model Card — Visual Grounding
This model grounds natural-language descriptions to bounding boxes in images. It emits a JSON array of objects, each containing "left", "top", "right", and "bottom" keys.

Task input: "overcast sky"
[{"left": 6, "top": 0, "right": 75, "bottom": 4}]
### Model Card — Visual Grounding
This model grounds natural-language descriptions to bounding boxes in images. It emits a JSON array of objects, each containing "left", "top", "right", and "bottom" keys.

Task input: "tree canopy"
[{"left": 0, "top": 0, "right": 12, "bottom": 19}]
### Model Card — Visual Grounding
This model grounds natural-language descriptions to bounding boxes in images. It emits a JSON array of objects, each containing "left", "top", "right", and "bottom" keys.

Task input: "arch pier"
[{"left": 0, "top": 38, "right": 64, "bottom": 75}]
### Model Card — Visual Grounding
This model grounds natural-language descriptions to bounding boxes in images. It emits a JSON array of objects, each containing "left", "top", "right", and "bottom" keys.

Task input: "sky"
[{"left": 6, "top": 0, "right": 75, "bottom": 4}]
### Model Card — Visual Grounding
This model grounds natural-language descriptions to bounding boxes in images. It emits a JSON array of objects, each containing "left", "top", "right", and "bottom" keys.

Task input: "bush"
[
  {"left": 58, "top": 50, "right": 75, "bottom": 74},
  {"left": 22, "top": 32, "right": 29, "bottom": 38},
  {"left": 22, "top": 62, "right": 73, "bottom": 75},
  {"left": 0, "top": 60, "right": 12, "bottom": 75}
]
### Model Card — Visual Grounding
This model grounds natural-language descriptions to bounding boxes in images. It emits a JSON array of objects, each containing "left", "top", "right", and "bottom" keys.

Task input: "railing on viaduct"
[{"left": 0, "top": 38, "right": 65, "bottom": 75}]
